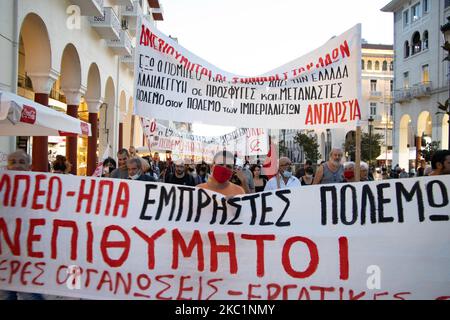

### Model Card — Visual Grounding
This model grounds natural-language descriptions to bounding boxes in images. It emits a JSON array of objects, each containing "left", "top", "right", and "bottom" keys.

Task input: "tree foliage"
[
  {"left": 294, "top": 133, "right": 321, "bottom": 163},
  {"left": 343, "top": 132, "right": 383, "bottom": 163}
]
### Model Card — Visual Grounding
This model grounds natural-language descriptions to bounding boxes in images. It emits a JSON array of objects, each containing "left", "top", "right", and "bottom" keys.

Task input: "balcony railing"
[
  {"left": 394, "top": 88, "right": 413, "bottom": 103},
  {"left": 89, "top": 7, "right": 121, "bottom": 41},
  {"left": 69, "top": 0, "right": 103, "bottom": 16},
  {"left": 120, "top": 1, "right": 142, "bottom": 32},
  {"left": 370, "top": 91, "right": 382, "bottom": 98},
  {"left": 107, "top": 30, "right": 133, "bottom": 56},
  {"left": 109, "top": 0, "right": 133, "bottom": 5},
  {"left": 411, "top": 81, "right": 432, "bottom": 98},
  {"left": 120, "top": 47, "right": 135, "bottom": 69}
]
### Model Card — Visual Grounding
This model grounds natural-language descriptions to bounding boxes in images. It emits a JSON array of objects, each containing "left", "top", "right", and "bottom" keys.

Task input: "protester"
[
  {"left": 6, "top": 149, "right": 31, "bottom": 171},
  {"left": 381, "top": 167, "right": 390, "bottom": 180},
  {"left": 399, "top": 168, "right": 409, "bottom": 179},
  {"left": 342, "top": 162, "right": 357, "bottom": 183},
  {"left": 110, "top": 148, "right": 129, "bottom": 179},
  {"left": 193, "top": 162, "right": 209, "bottom": 185},
  {"left": 313, "top": 148, "right": 344, "bottom": 184},
  {"left": 197, "top": 151, "right": 245, "bottom": 196},
  {"left": 165, "top": 159, "right": 196, "bottom": 186},
  {"left": 360, "top": 161, "right": 373, "bottom": 182},
  {"left": 424, "top": 165, "right": 433, "bottom": 176},
  {"left": 127, "top": 157, "right": 156, "bottom": 181},
  {"left": 52, "top": 155, "right": 68, "bottom": 174},
  {"left": 102, "top": 157, "right": 117, "bottom": 177},
  {"left": 264, "top": 157, "right": 301, "bottom": 191},
  {"left": 300, "top": 166, "right": 314, "bottom": 186},
  {"left": 129, "top": 146, "right": 137, "bottom": 158},
  {"left": 230, "top": 158, "right": 253, "bottom": 193},
  {"left": 2, "top": 150, "right": 44, "bottom": 300},
  {"left": 251, "top": 164, "right": 267, "bottom": 192},
  {"left": 429, "top": 150, "right": 450, "bottom": 176},
  {"left": 416, "top": 159, "right": 427, "bottom": 177},
  {"left": 295, "top": 160, "right": 313, "bottom": 179}
]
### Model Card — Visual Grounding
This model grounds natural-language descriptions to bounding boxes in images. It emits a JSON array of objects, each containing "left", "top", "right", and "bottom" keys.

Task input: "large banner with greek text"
[
  {"left": 141, "top": 118, "right": 269, "bottom": 162},
  {"left": 133, "top": 18, "right": 362, "bottom": 129},
  {"left": 0, "top": 172, "right": 449, "bottom": 300}
]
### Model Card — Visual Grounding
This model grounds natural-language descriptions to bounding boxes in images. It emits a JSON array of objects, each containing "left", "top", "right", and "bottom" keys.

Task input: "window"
[
  {"left": 423, "top": 0, "right": 429, "bottom": 14},
  {"left": 403, "top": 10, "right": 409, "bottom": 27},
  {"left": 370, "top": 103, "right": 377, "bottom": 116},
  {"left": 423, "top": 30, "right": 429, "bottom": 50},
  {"left": 375, "top": 61, "right": 380, "bottom": 71},
  {"left": 404, "top": 72, "right": 409, "bottom": 88},
  {"left": 371, "top": 80, "right": 377, "bottom": 92},
  {"left": 361, "top": 60, "right": 365, "bottom": 70},
  {"left": 412, "top": 32, "right": 421, "bottom": 55},
  {"left": 390, "top": 61, "right": 394, "bottom": 71},
  {"left": 411, "top": 3, "right": 421, "bottom": 22},
  {"left": 382, "top": 61, "right": 388, "bottom": 71},
  {"left": 367, "top": 60, "right": 372, "bottom": 70},
  {"left": 390, "top": 104, "right": 394, "bottom": 117},
  {"left": 404, "top": 41, "right": 410, "bottom": 58},
  {"left": 422, "top": 65, "right": 429, "bottom": 82},
  {"left": 390, "top": 80, "right": 394, "bottom": 92}
]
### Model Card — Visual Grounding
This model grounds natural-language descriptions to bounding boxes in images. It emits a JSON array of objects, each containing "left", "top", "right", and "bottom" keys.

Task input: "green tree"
[
  {"left": 294, "top": 133, "right": 321, "bottom": 163},
  {"left": 344, "top": 133, "right": 383, "bottom": 163},
  {"left": 421, "top": 141, "right": 441, "bottom": 162}
]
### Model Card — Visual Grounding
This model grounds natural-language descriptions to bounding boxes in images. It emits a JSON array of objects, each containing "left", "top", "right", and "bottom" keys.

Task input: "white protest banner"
[
  {"left": 141, "top": 118, "right": 269, "bottom": 159},
  {"left": 1, "top": 172, "right": 449, "bottom": 300},
  {"left": 134, "top": 18, "right": 362, "bottom": 130}
]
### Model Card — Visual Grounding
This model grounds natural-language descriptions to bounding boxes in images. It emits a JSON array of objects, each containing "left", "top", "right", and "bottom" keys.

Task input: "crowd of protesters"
[{"left": 5, "top": 147, "right": 450, "bottom": 194}]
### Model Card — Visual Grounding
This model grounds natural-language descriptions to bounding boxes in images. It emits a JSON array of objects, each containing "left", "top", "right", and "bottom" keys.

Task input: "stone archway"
[
  {"left": 60, "top": 43, "right": 83, "bottom": 174},
  {"left": 20, "top": 13, "right": 56, "bottom": 172},
  {"left": 99, "top": 77, "right": 116, "bottom": 158}
]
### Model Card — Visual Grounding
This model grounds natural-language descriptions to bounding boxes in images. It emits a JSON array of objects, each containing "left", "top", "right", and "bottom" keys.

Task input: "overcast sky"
[{"left": 156, "top": 0, "right": 394, "bottom": 135}]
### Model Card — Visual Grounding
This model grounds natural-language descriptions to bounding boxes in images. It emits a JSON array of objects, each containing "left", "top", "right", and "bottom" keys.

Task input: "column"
[
  {"left": 63, "top": 88, "right": 84, "bottom": 175},
  {"left": 86, "top": 100, "right": 102, "bottom": 176},
  {"left": 28, "top": 72, "right": 58, "bottom": 172},
  {"left": 118, "top": 112, "right": 126, "bottom": 151}
]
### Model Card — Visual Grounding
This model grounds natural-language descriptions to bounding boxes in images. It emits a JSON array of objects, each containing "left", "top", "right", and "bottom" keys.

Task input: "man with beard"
[
  {"left": 165, "top": 159, "right": 196, "bottom": 186},
  {"left": 313, "top": 148, "right": 344, "bottom": 184}
]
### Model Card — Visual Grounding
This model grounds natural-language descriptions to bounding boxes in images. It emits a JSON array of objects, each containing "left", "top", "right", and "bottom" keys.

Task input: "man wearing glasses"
[
  {"left": 197, "top": 151, "right": 245, "bottom": 196},
  {"left": 264, "top": 157, "right": 301, "bottom": 191}
]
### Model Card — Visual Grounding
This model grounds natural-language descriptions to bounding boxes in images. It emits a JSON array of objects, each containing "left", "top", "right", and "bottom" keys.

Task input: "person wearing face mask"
[
  {"left": 342, "top": 161, "right": 357, "bottom": 183},
  {"left": 313, "top": 148, "right": 345, "bottom": 184},
  {"left": 127, "top": 157, "right": 156, "bottom": 181},
  {"left": 197, "top": 151, "right": 245, "bottom": 196},
  {"left": 264, "top": 157, "right": 301, "bottom": 191},
  {"left": 300, "top": 166, "right": 315, "bottom": 186}
]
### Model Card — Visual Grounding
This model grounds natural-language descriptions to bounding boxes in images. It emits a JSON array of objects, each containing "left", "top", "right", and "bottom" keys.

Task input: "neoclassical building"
[
  {"left": 382, "top": 0, "right": 450, "bottom": 171},
  {"left": 0, "top": 0, "right": 164, "bottom": 174}
]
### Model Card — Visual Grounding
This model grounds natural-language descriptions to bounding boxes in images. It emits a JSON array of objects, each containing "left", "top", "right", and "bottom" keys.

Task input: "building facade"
[
  {"left": 0, "top": 0, "right": 164, "bottom": 174},
  {"left": 382, "top": 0, "right": 450, "bottom": 171},
  {"left": 361, "top": 43, "right": 394, "bottom": 166}
]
